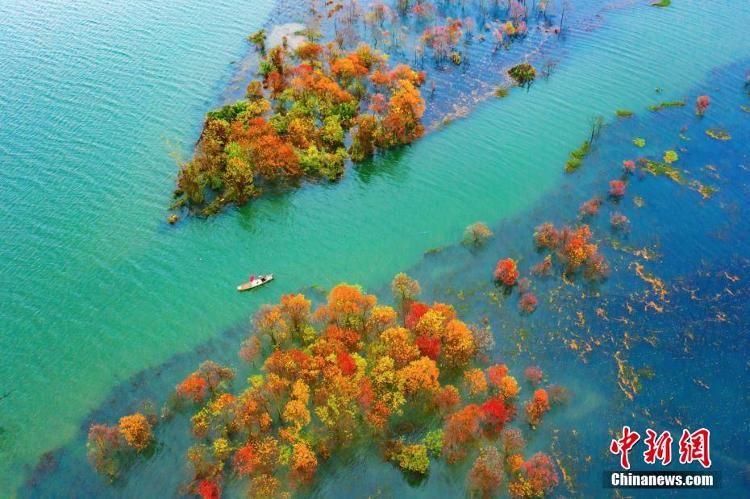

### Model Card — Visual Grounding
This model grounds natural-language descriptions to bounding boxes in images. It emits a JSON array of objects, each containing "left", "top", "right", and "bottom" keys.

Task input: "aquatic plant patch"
[
  {"left": 647, "top": 100, "right": 685, "bottom": 112},
  {"left": 705, "top": 128, "right": 731, "bottom": 140}
]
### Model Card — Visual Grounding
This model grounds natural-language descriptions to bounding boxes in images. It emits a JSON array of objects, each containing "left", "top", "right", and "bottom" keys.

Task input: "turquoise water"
[{"left": 2, "top": 0, "right": 750, "bottom": 495}]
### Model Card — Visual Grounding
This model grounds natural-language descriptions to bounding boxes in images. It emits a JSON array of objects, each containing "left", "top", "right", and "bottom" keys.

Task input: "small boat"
[{"left": 237, "top": 273, "right": 273, "bottom": 292}]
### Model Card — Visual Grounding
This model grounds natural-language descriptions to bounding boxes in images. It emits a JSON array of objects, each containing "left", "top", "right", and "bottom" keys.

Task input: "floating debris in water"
[
  {"left": 688, "top": 180, "right": 718, "bottom": 199},
  {"left": 639, "top": 159, "right": 683, "bottom": 183},
  {"left": 614, "top": 351, "right": 641, "bottom": 400},
  {"left": 611, "top": 241, "right": 660, "bottom": 261},
  {"left": 630, "top": 262, "right": 668, "bottom": 302},
  {"left": 693, "top": 379, "right": 710, "bottom": 390}
]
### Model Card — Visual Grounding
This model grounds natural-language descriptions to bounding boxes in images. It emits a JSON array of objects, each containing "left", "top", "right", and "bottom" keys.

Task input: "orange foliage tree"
[
  {"left": 174, "top": 41, "right": 426, "bottom": 217},
  {"left": 118, "top": 413, "right": 153, "bottom": 452}
]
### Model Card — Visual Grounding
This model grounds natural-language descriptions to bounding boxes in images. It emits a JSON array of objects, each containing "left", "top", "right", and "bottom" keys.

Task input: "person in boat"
[{"left": 249, "top": 274, "right": 255, "bottom": 282}]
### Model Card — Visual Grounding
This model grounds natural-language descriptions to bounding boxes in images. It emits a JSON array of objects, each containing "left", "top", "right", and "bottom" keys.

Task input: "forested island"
[{"left": 171, "top": 0, "right": 563, "bottom": 217}]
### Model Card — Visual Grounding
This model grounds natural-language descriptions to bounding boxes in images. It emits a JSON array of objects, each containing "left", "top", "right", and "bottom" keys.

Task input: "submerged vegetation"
[
  {"left": 647, "top": 100, "right": 685, "bottom": 112},
  {"left": 564, "top": 116, "right": 603, "bottom": 173},
  {"left": 564, "top": 141, "right": 590, "bottom": 173},
  {"left": 87, "top": 275, "right": 567, "bottom": 497},
  {"left": 615, "top": 109, "right": 634, "bottom": 118},
  {"left": 532, "top": 223, "right": 609, "bottom": 280},
  {"left": 640, "top": 158, "right": 683, "bottom": 183},
  {"left": 464, "top": 222, "right": 494, "bottom": 247},
  {"left": 705, "top": 128, "right": 731, "bottom": 141}
]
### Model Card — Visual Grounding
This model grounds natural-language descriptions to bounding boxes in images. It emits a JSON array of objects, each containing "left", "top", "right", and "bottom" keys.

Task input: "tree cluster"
[{"left": 88, "top": 274, "right": 566, "bottom": 498}]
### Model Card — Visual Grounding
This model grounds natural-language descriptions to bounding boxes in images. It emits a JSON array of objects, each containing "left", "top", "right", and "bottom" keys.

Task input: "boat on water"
[{"left": 237, "top": 274, "right": 273, "bottom": 292}]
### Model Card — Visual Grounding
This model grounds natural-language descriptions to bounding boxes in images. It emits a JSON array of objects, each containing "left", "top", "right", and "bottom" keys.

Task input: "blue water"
[{"left": 2, "top": 0, "right": 750, "bottom": 496}]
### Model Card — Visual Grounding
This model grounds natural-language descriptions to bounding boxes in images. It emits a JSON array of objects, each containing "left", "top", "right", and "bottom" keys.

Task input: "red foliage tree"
[
  {"left": 434, "top": 384, "right": 461, "bottom": 412},
  {"left": 198, "top": 480, "right": 221, "bottom": 499},
  {"left": 337, "top": 350, "right": 357, "bottom": 375},
  {"left": 494, "top": 258, "right": 519, "bottom": 287},
  {"left": 558, "top": 225, "right": 598, "bottom": 274},
  {"left": 415, "top": 334, "right": 441, "bottom": 360},
  {"left": 609, "top": 179, "right": 626, "bottom": 198},
  {"left": 486, "top": 364, "right": 509, "bottom": 389},
  {"left": 610, "top": 212, "right": 629, "bottom": 231},
  {"left": 531, "top": 255, "right": 552, "bottom": 276},
  {"left": 548, "top": 384, "right": 571, "bottom": 405},
  {"left": 524, "top": 388, "right": 550, "bottom": 427},
  {"left": 379, "top": 79, "right": 425, "bottom": 146},
  {"left": 233, "top": 445, "right": 256, "bottom": 476},
  {"left": 481, "top": 396, "right": 510, "bottom": 432},
  {"left": 518, "top": 293, "right": 538, "bottom": 314},
  {"left": 584, "top": 253, "right": 609, "bottom": 281},
  {"left": 533, "top": 223, "right": 560, "bottom": 250},
  {"left": 86, "top": 424, "right": 122, "bottom": 479},
  {"left": 695, "top": 95, "right": 710, "bottom": 116},
  {"left": 579, "top": 197, "right": 602, "bottom": 217},
  {"left": 523, "top": 366, "right": 543, "bottom": 386},
  {"left": 176, "top": 373, "right": 210, "bottom": 403},
  {"left": 251, "top": 134, "right": 301, "bottom": 180},
  {"left": 405, "top": 302, "right": 429, "bottom": 329},
  {"left": 467, "top": 446, "right": 504, "bottom": 498}
]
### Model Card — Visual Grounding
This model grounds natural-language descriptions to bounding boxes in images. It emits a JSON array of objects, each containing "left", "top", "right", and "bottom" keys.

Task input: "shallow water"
[{"left": 2, "top": 0, "right": 750, "bottom": 495}]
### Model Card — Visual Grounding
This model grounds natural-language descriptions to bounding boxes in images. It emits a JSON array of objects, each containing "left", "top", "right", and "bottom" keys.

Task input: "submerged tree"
[
  {"left": 531, "top": 223, "right": 608, "bottom": 281},
  {"left": 508, "top": 63, "right": 536, "bottom": 89},
  {"left": 467, "top": 445, "right": 504, "bottom": 497},
  {"left": 464, "top": 222, "right": 494, "bottom": 246}
]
